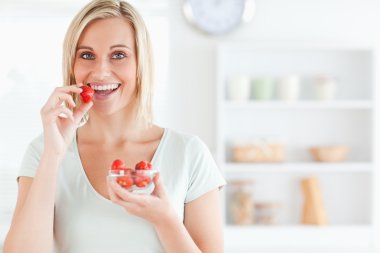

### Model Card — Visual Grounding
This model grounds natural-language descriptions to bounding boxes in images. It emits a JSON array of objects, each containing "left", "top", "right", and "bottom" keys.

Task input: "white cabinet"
[{"left": 216, "top": 42, "right": 378, "bottom": 252}]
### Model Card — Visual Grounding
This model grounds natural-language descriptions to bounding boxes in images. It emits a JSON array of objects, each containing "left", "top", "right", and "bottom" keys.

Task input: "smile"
[
  {"left": 87, "top": 82, "right": 121, "bottom": 100},
  {"left": 89, "top": 83, "right": 121, "bottom": 91}
]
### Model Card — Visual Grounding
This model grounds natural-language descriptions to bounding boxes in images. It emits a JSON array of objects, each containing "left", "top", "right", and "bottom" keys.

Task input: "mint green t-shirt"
[{"left": 18, "top": 128, "right": 226, "bottom": 253}]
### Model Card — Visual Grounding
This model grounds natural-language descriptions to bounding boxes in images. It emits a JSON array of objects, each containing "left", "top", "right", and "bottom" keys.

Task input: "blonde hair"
[{"left": 63, "top": 0, "right": 154, "bottom": 127}]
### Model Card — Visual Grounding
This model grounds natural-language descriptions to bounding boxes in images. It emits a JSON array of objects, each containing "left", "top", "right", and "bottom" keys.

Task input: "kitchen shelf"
[
  {"left": 216, "top": 42, "right": 378, "bottom": 252},
  {"left": 224, "top": 162, "right": 373, "bottom": 173},
  {"left": 224, "top": 225, "right": 374, "bottom": 249},
  {"left": 224, "top": 100, "right": 373, "bottom": 110}
]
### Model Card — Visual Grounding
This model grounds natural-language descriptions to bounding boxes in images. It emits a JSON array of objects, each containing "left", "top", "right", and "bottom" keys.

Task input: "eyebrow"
[
  {"left": 110, "top": 44, "right": 132, "bottom": 51},
  {"left": 76, "top": 44, "right": 132, "bottom": 51}
]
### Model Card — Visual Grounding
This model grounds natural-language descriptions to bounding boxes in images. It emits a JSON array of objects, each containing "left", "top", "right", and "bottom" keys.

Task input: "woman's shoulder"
[
  {"left": 18, "top": 133, "right": 45, "bottom": 178},
  {"left": 26, "top": 133, "right": 44, "bottom": 153},
  {"left": 163, "top": 128, "right": 208, "bottom": 153},
  {"left": 26, "top": 132, "right": 76, "bottom": 154},
  {"left": 164, "top": 127, "right": 198, "bottom": 144}
]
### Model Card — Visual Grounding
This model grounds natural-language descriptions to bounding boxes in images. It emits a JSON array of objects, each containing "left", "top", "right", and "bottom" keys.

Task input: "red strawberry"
[
  {"left": 80, "top": 86, "right": 94, "bottom": 103},
  {"left": 111, "top": 159, "right": 125, "bottom": 171},
  {"left": 135, "top": 161, "right": 152, "bottom": 170},
  {"left": 121, "top": 168, "right": 134, "bottom": 174},
  {"left": 134, "top": 175, "right": 151, "bottom": 187},
  {"left": 116, "top": 175, "right": 134, "bottom": 188}
]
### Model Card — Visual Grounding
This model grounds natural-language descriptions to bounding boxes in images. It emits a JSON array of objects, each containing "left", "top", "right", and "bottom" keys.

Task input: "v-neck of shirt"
[{"left": 72, "top": 127, "right": 168, "bottom": 204}]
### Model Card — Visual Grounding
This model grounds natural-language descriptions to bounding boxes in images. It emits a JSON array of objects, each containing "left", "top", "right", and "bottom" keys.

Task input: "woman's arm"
[
  {"left": 108, "top": 174, "right": 224, "bottom": 253},
  {"left": 155, "top": 189, "right": 224, "bottom": 253},
  {"left": 3, "top": 154, "right": 63, "bottom": 253},
  {"left": 4, "top": 85, "right": 91, "bottom": 253},
  {"left": 183, "top": 189, "right": 224, "bottom": 252}
]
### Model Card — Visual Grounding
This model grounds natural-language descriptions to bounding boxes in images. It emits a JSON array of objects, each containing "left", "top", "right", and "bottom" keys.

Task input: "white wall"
[{"left": 166, "top": 0, "right": 380, "bottom": 150}]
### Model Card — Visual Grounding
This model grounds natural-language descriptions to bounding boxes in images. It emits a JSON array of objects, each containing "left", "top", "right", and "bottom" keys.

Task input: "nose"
[{"left": 91, "top": 57, "right": 112, "bottom": 79}]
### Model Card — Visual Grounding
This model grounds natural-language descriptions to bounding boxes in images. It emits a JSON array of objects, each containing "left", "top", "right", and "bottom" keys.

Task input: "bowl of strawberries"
[{"left": 108, "top": 159, "right": 158, "bottom": 194}]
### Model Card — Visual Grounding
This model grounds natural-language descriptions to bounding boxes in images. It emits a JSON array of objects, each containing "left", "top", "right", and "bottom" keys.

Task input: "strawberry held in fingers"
[{"left": 80, "top": 86, "right": 94, "bottom": 103}]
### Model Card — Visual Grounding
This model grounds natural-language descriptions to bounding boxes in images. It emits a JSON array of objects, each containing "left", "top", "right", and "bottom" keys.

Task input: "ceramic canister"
[
  {"left": 277, "top": 75, "right": 301, "bottom": 101},
  {"left": 227, "top": 75, "right": 251, "bottom": 101}
]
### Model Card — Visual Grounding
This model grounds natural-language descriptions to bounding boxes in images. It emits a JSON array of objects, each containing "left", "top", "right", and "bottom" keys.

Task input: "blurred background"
[{"left": 0, "top": 0, "right": 380, "bottom": 252}]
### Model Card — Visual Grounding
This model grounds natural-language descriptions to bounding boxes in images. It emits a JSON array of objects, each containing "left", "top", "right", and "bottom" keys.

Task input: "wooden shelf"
[
  {"left": 223, "top": 162, "right": 373, "bottom": 173},
  {"left": 224, "top": 100, "right": 373, "bottom": 110}
]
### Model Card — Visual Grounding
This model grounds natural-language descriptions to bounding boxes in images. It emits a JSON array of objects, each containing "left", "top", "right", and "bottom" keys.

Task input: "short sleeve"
[
  {"left": 185, "top": 137, "right": 226, "bottom": 203},
  {"left": 18, "top": 135, "right": 44, "bottom": 180}
]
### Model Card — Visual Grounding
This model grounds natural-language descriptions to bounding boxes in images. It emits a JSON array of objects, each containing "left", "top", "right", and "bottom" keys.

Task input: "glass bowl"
[{"left": 108, "top": 169, "right": 158, "bottom": 194}]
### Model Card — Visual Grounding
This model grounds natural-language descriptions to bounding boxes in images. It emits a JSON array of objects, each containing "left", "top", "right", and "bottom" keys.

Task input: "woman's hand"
[
  {"left": 107, "top": 173, "right": 178, "bottom": 227},
  {"left": 40, "top": 84, "right": 93, "bottom": 157}
]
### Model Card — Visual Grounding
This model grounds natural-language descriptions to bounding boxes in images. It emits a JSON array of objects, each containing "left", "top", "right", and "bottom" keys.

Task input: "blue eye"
[
  {"left": 81, "top": 52, "right": 95, "bottom": 60},
  {"left": 112, "top": 52, "right": 126, "bottom": 59}
]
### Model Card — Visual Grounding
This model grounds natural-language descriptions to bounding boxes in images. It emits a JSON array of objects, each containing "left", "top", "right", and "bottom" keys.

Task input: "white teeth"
[{"left": 89, "top": 83, "right": 119, "bottom": 91}]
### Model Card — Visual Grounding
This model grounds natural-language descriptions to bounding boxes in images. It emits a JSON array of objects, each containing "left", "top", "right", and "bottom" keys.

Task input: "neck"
[{"left": 81, "top": 105, "right": 149, "bottom": 144}]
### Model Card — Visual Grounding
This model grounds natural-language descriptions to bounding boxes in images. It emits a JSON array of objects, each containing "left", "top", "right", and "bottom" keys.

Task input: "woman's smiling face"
[{"left": 74, "top": 17, "right": 137, "bottom": 114}]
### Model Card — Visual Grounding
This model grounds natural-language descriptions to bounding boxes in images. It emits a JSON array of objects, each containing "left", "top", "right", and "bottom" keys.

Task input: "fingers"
[
  {"left": 108, "top": 181, "right": 144, "bottom": 214},
  {"left": 73, "top": 101, "right": 93, "bottom": 125},
  {"left": 110, "top": 181, "right": 148, "bottom": 205},
  {"left": 52, "top": 85, "right": 83, "bottom": 95},
  {"left": 42, "top": 104, "right": 74, "bottom": 124},
  {"left": 107, "top": 175, "right": 170, "bottom": 223},
  {"left": 107, "top": 179, "right": 120, "bottom": 201},
  {"left": 152, "top": 172, "right": 166, "bottom": 198},
  {"left": 62, "top": 84, "right": 83, "bottom": 94},
  {"left": 153, "top": 172, "right": 160, "bottom": 184},
  {"left": 55, "top": 106, "right": 74, "bottom": 121},
  {"left": 42, "top": 85, "right": 83, "bottom": 113},
  {"left": 55, "top": 93, "right": 76, "bottom": 108},
  {"left": 107, "top": 180, "right": 126, "bottom": 206},
  {"left": 40, "top": 84, "right": 89, "bottom": 127}
]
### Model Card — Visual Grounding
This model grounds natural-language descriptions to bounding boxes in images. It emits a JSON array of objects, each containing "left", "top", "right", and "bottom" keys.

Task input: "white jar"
[
  {"left": 314, "top": 75, "right": 336, "bottom": 100},
  {"left": 277, "top": 75, "right": 300, "bottom": 101},
  {"left": 227, "top": 75, "right": 251, "bottom": 101}
]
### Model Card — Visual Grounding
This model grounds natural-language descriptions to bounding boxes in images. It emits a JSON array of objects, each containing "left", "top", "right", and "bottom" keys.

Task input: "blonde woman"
[{"left": 3, "top": 0, "right": 225, "bottom": 252}]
